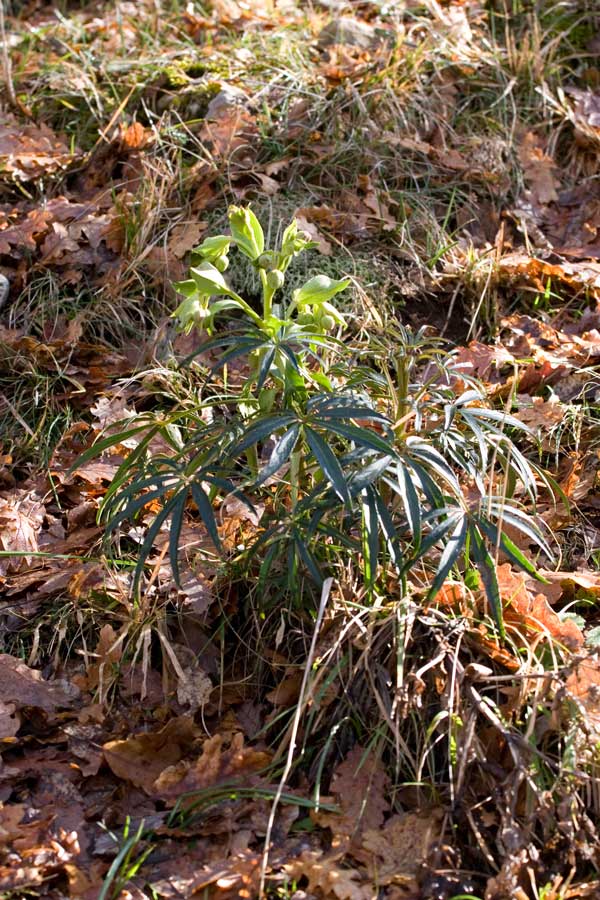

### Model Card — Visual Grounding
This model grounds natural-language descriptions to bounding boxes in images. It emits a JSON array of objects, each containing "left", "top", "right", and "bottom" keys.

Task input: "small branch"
[{"left": 258, "top": 576, "right": 333, "bottom": 897}]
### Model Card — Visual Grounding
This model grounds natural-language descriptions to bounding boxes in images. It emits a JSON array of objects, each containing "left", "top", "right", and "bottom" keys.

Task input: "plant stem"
[{"left": 259, "top": 269, "right": 275, "bottom": 321}]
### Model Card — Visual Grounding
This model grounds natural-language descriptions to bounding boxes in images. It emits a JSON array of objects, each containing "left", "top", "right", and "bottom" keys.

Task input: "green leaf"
[
  {"left": 191, "top": 482, "right": 222, "bottom": 551},
  {"left": 370, "top": 486, "right": 403, "bottom": 570},
  {"left": 487, "top": 505, "right": 553, "bottom": 560},
  {"left": 320, "top": 420, "right": 395, "bottom": 456},
  {"left": 477, "top": 516, "right": 544, "bottom": 580},
  {"left": 190, "top": 261, "right": 236, "bottom": 297},
  {"left": 133, "top": 493, "right": 182, "bottom": 593},
  {"left": 256, "top": 425, "right": 300, "bottom": 486},
  {"left": 294, "top": 533, "right": 323, "bottom": 585},
  {"left": 70, "top": 423, "right": 154, "bottom": 473},
  {"left": 361, "top": 488, "right": 379, "bottom": 590},
  {"left": 294, "top": 275, "right": 350, "bottom": 307},
  {"left": 169, "top": 491, "right": 189, "bottom": 586},
  {"left": 304, "top": 426, "right": 351, "bottom": 506},
  {"left": 395, "top": 461, "right": 422, "bottom": 551},
  {"left": 427, "top": 513, "right": 468, "bottom": 600},
  {"left": 191, "top": 235, "right": 231, "bottom": 265},
  {"left": 173, "top": 278, "right": 198, "bottom": 297},
  {"left": 470, "top": 525, "right": 505, "bottom": 637},
  {"left": 231, "top": 414, "right": 297, "bottom": 457},
  {"left": 228, "top": 206, "right": 264, "bottom": 260}
]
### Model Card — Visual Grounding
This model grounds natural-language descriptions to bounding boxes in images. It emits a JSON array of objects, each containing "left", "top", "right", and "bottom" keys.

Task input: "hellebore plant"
[{"left": 79, "top": 206, "right": 553, "bottom": 635}]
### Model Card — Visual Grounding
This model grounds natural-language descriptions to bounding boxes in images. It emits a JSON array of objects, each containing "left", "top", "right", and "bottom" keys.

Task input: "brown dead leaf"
[
  {"left": 85, "top": 623, "right": 125, "bottom": 694},
  {"left": 566, "top": 655, "right": 600, "bottom": 737},
  {"left": 168, "top": 221, "right": 208, "bottom": 259},
  {"left": 359, "top": 809, "right": 443, "bottom": 884},
  {"left": 566, "top": 88, "right": 600, "bottom": 150},
  {"left": 0, "top": 207, "right": 52, "bottom": 256},
  {"left": 0, "top": 118, "right": 80, "bottom": 182},
  {"left": 199, "top": 107, "right": 258, "bottom": 163},
  {"left": 539, "top": 569, "right": 600, "bottom": 602},
  {"left": 295, "top": 214, "right": 333, "bottom": 256},
  {"left": 512, "top": 396, "right": 565, "bottom": 433},
  {"left": 152, "top": 732, "right": 271, "bottom": 802},
  {"left": 518, "top": 131, "right": 560, "bottom": 205},
  {"left": 451, "top": 340, "right": 515, "bottom": 384},
  {"left": 0, "top": 655, "right": 80, "bottom": 726},
  {"left": 312, "top": 746, "right": 389, "bottom": 849},
  {"left": 265, "top": 672, "right": 302, "bottom": 706},
  {"left": 0, "top": 490, "right": 45, "bottom": 574},
  {"left": 498, "top": 564, "right": 584, "bottom": 650},
  {"left": 103, "top": 716, "right": 200, "bottom": 793},
  {"left": 120, "top": 121, "right": 154, "bottom": 150},
  {"left": 498, "top": 254, "right": 600, "bottom": 300},
  {"left": 284, "top": 850, "right": 373, "bottom": 900}
]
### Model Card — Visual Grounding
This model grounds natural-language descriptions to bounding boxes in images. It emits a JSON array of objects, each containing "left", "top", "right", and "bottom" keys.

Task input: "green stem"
[
  {"left": 259, "top": 270, "right": 275, "bottom": 320},
  {"left": 246, "top": 445, "right": 259, "bottom": 479},
  {"left": 290, "top": 447, "right": 301, "bottom": 509}
]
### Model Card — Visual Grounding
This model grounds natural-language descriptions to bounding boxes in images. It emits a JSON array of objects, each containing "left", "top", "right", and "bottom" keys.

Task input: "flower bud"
[
  {"left": 257, "top": 251, "right": 276, "bottom": 270},
  {"left": 266, "top": 269, "right": 285, "bottom": 290}
]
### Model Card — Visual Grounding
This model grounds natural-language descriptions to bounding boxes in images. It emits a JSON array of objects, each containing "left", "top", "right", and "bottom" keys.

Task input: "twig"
[{"left": 258, "top": 577, "right": 333, "bottom": 898}]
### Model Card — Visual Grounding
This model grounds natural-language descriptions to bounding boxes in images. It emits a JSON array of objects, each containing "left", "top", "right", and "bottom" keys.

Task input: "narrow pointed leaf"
[
  {"left": 470, "top": 526, "right": 505, "bottom": 637},
  {"left": 304, "top": 426, "right": 351, "bottom": 505},
  {"left": 191, "top": 482, "right": 222, "bottom": 552},
  {"left": 427, "top": 513, "right": 468, "bottom": 600},
  {"left": 169, "top": 491, "right": 189, "bottom": 586},
  {"left": 256, "top": 425, "right": 300, "bottom": 486}
]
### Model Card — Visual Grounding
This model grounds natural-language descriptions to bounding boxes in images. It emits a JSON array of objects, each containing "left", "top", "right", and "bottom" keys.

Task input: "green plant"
[
  {"left": 77, "top": 207, "right": 553, "bottom": 634},
  {"left": 99, "top": 817, "right": 154, "bottom": 900}
]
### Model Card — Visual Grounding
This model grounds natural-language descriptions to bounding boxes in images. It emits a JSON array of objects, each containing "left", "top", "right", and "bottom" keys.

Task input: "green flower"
[{"left": 228, "top": 206, "right": 265, "bottom": 260}]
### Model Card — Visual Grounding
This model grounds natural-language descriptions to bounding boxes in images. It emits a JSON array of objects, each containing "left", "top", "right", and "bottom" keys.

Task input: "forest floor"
[{"left": 2, "top": 1, "right": 600, "bottom": 898}]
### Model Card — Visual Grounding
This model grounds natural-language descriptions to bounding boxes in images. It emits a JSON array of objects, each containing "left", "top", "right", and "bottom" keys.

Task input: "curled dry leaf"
[
  {"left": 518, "top": 131, "right": 560, "bottom": 206},
  {"left": 152, "top": 732, "right": 272, "bottom": 802},
  {"left": 0, "top": 119, "right": 80, "bottom": 182},
  {"left": 498, "top": 564, "right": 584, "bottom": 650},
  {"left": 358, "top": 809, "right": 443, "bottom": 885},
  {"left": 566, "top": 655, "right": 600, "bottom": 738},
  {"left": 312, "top": 746, "right": 389, "bottom": 849},
  {"left": 103, "top": 716, "right": 200, "bottom": 794},
  {"left": 498, "top": 254, "right": 600, "bottom": 300},
  {"left": 0, "top": 655, "right": 80, "bottom": 737},
  {"left": 0, "top": 491, "right": 45, "bottom": 574},
  {"left": 284, "top": 850, "right": 373, "bottom": 900}
]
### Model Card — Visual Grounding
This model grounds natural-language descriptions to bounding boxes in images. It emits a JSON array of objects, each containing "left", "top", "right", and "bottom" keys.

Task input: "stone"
[
  {"left": 318, "top": 16, "right": 378, "bottom": 50},
  {"left": 206, "top": 83, "right": 250, "bottom": 119}
]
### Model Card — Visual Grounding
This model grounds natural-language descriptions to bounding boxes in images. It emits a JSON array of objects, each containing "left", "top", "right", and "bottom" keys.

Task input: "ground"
[{"left": 2, "top": 1, "right": 600, "bottom": 898}]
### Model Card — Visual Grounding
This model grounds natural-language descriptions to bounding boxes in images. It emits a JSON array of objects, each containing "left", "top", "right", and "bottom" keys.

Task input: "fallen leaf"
[
  {"left": 312, "top": 746, "right": 389, "bottom": 849},
  {"left": 152, "top": 732, "right": 271, "bottom": 801},
  {"left": 284, "top": 850, "right": 373, "bottom": 900},
  {"left": 498, "top": 564, "right": 584, "bottom": 650},
  {"left": 295, "top": 214, "right": 333, "bottom": 256},
  {"left": 0, "top": 491, "right": 45, "bottom": 574},
  {"left": 103, "top": 716, "right": 199, "bottom": 793},
  {"left": 168, "top": 222, "right": 208, "bottom": 259},
  {"left": 0, "top": 118, "right": 80, "bottom": 181},
  {"left": 0, "top": 655, "right": 80, "bottom": 723},
  {"left": 359, "top": 809, "right": 443, "bottom": 884},
  {"left": 518, "top": 131, "right": 559, "bottom": 205}
]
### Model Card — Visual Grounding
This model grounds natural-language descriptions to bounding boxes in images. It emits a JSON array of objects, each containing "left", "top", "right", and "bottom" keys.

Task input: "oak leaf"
[
  {"left": 152, "top": 732, "right": 271, "bottom": 802},
  {"left": 103, "top": 716, "right": 200, "bottom": 793},
  {"left": 284, "top": 850, "right": 373, "bottom": 900},
  {"left": 312, "top": 746, "right": 389, "bottom": 849}
]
